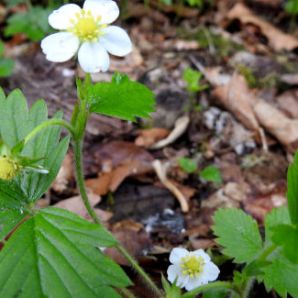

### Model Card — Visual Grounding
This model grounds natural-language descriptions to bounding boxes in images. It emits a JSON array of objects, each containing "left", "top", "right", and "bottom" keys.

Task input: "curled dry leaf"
[
  {"left": 151, "top": 116, "right": 190, "bottom": 149},
  {"left": 52, "top": 154, "right": 74, "bottom": 193},
  {"left": 153, "top": 160, "right": 190, "bottom": 212},
  {"left": 135, "top": 128, "right": 170, "bottom": 148},
  {"left": 227, "top": 3, "right": 298, "bottom": 52},
  {"left": 212, "top": 74, "right": 260, "bottom": 131},
  {"left": 254, "top": 100, "right": 298, "bottom": 147}
]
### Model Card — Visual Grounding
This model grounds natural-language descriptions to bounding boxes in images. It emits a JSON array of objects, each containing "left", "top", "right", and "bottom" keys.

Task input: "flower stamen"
[
  {"left": 69, "top": 9, "right": 106, "bottom": 42},
  {"left": 180, "top": 255, "right": 205, "bottom": 278}
]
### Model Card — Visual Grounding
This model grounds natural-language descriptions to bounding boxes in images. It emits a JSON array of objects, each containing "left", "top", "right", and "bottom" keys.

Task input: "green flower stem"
[
  {"left": 117, "top": 244, "right": 163, "bottom": 298},
  {"left": 24, "top": 119, "right": 76, "bottom": 145},
  {"left": 183, "top": 281, "right": 239, "bottom": 298},
  {"left": 258, "top": 244, "right": 278, "bottom": 261},
  {"left": 73, "top": 138, "right": 101, "bottom": 225},
  {"left": 73, "top": 130, "right": 162, "bottom": 297}
]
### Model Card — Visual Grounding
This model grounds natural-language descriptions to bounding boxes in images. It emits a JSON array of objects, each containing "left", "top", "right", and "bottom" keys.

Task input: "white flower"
[
  {"left": 167, "top": 248, "right": 220, "bottom": 291},
  {"left": 41, "top": 0, "right": 132, "bottom": 73}
]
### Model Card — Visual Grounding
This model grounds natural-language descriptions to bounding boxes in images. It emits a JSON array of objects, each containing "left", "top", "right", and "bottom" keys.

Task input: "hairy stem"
[
  {"left": 24, "top": 119, "right": 76, "bottom": 145},
  {"left": 73, "top": 139, "right": 101, "bottom": 224},
  {"left": 73, "top": 134, "right": 162, "bottom": 296},
  {"left": 117, "top": 245, "right": 163, "bottom": 298},
  {"left": 183, "top": 281, "right": 239, "bottom": 298},
  {"left": 118, "top": 287, "right": 137, "bottom": 298}
]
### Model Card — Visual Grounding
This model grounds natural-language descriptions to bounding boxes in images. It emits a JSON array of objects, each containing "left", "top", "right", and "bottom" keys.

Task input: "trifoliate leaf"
[
  {"left": 287, "top": 151, "right": 298, "bottom": 225},
  {"left": 213, "top": 208, "right": 263, "bottom": 263},
  {"left": 0, "top": 207, "right": 131, "bottom": 297},
  {"left": 87, "top": 73, "right": 155, "bottom": 121},
  {"left": 263, "top": 255, "right": 298, "bottom": 298}
]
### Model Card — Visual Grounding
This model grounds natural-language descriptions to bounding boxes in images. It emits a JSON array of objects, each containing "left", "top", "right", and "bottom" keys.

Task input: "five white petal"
[
  {"left": 41, "top": 0, "right": 132, "bottom": 73},
  {"left": 167, "top": 248, "right": 220, "bottom": 292}
]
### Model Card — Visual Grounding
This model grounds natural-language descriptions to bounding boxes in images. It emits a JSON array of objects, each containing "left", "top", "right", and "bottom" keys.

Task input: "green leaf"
[
  {"left": 0, "top": 90, "right": 70, "bottom": 206},
  {"left": 5, "top": 7, "right": 52, "bottom": 41},
  {"left": 0, "top": 209, "right": 26, "bottom": 241},
  {"left": 200, "top": 165, "right": 222, "bottom": 185},
  {"left": 264, "top": 207, "right": 290, "bottom": 243},
  {"left": 263, "top": 255, "right": 298, "bottom": 298},
  {"left": 0, "top": 57, "right": 14, "bottom": 77},
  {"left": 183, "top": 68, "right": 207, "bottom": 93},
  {"left": 0, "top": 179, "right": 27, "bottom": 209},
  {"left": 0, "top": 207, "right": 131, "bottom": 297},
  {"left": 178, "top": 157, "right": 197, "bottom": 174},
  {"left": 286, "top": 151, "right": 298, "bottom": 225},
  {"left": 202, "top": 289, "right": 228, "bottom": 298},
  {"left": 272, "top": 224, "right": 298, "bottom": 263},
  {"left": 87, "top": 73, "right": 155, "bottom": 121},
  {"left": 213, "top": 208, "right": 263, "bottom": 263}
]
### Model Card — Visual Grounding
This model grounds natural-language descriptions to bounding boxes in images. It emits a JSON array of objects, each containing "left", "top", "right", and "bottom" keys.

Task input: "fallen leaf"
[
  {"left": 227, "top": 3, "right": 298, "bottom": 51},
  {"left": 86, "top": 141, "right": 154, "bottom": 196},
  {"left": 254, "top": 100, "right": 298, "bottom": 147},
  {"left": 151, "top": 116, "right": 190, "bottom": 149},
  {"left": 213, "top": 74, "right": 260, "bottom": 131},
  {"left": 135, "top": 128, "right": 170, "bottom": 148},
  {"left": 54, "top": 193, "right": 112, "bottom": 222}
]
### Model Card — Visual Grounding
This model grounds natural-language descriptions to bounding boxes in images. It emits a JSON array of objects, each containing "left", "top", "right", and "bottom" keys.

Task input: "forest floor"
[{"left": 1, "top": 0, "right": 298, "bottom": 296}]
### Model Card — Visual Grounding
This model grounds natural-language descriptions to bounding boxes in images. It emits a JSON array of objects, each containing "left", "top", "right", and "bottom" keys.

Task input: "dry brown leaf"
[
  {"left": 151, "top": 116, "right": 190, "bottom": 149},
  {"left": 213, "top": 74, "right": 260, "bottom": 131},
  {"left": 54, "top": 193, "right": 112, "bottom": 222},
  {"left": 86, "top": 141, "right": 154, "bottom": 196},
  {"left": 277, "top": 90, "right": 298, "bottom": 119},
  {"left": 254, "top": 100, "right": 298, "bottom": 147},
  {"left": 52, "top": 154, "right": 74, "bottom": 193},
  {"left": 227, "top": 3, "right": 298, "bottom": 51},
  {"left": 135, "top": 128, "right": 170, "bottom": 148}
]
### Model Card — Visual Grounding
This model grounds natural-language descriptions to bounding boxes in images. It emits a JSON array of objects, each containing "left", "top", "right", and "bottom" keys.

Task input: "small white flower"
[
  {"left": 41, "top": 0, "right": 132, "bottom": 73},
  {"left": 167, "top": 248, "right": 220, "bottom": 291}
]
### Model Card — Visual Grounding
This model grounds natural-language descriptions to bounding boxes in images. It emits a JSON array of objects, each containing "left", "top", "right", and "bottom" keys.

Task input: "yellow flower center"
[
  {"left": 180, "top": 255, "right": 205, "bottom": 278},
  {"left": 0, "top": 156, "right": 19, "bottom": 180},
  {"left": 69, "top": 9, "right": 106, "bottom": 42}
]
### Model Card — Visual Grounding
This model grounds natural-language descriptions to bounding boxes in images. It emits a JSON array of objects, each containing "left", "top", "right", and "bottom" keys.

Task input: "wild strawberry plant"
[{"left": 0, "top": 1, "right": 297, "bottom": 298}]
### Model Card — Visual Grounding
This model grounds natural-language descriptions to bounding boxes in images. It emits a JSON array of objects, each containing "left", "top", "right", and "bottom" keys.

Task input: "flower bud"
[{"left": 0, "top": 156, "right": 20, "bottom": 180}]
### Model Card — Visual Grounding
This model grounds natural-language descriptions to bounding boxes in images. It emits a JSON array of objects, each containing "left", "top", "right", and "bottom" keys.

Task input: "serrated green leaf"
[
  {"left": 0, "top": 209, "right": 26, "bottom": 241},
  {"left": 213, "top": 208, "right": 263, "bottom": 263},
  {"left": 0, "top": 179, "right": 27, "bottom": 209},
  {"left": 286, "top": 151, "right": 298, "bottom": 225},
  {"left": 87, "top": 73, "right": 155, "bottom": 121},
  {"left": 263, "top": 255, "right": 298, "bottom": 298},
  {"left": 0, "top": 90, "right": 70, "bottom": 207},
  {"left": 0, "top": 207, "right": 131, "bottom": 297},
  {"left": 272, "top": 224, "right": 298, "bottom": 263}
]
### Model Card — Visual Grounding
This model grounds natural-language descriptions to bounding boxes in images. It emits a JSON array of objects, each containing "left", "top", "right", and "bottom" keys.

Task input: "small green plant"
[
  {"left": 178, "top": 157, "right": 197, "bottom": 174},
  {"left": 286, "top": 0, "right": 298, "bottom": 16},
  {"left": 199, "top": 165, "right": 222, "bottom": 185},
  {"left": 183, "top": 67, "right": 208, "bottom": 93},
  {"left": 159, "top": 0, "right": 204, "bottom": 8},
  {"left": 0, "top": 42, "right": 14, "bottom": 78}
]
